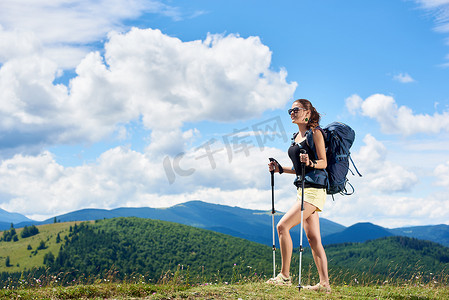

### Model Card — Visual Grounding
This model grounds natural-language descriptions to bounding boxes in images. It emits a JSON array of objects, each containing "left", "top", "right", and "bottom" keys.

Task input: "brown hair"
[{"left": 293, "top": 98, "right": 321, "bottom": 129}]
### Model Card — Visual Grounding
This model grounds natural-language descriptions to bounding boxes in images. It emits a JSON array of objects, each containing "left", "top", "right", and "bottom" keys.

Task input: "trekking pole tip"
[{"left": 296, "top": 284, "right": 303, "bottom": 292}]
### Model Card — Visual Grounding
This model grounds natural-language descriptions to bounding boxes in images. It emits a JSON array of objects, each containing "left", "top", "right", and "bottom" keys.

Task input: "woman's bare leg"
[
  {"left": 276, "top": 201, "right": 317, "bottom": 278},
  {"left": 303, "top": 212, "right": 330, "bottom": 289}
]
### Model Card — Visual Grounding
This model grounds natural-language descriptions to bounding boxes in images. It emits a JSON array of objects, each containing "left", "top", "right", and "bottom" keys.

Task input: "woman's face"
[{"left": 289, "top": 102, "right": 309, "bottom": 125}]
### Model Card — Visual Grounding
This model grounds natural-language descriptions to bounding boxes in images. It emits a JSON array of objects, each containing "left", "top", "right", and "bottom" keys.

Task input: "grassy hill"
[
  {"left": 1, "top": 217, "right": 449, "bottom": 289},
  {"left": 0, "top": 221, "right": 88, "bottom": 273},
  {"left": 43, "top": 217, "right": 282, "bottom": 282},
  {"left": 1, "top": 218, "right": 294, "bottom": 285}
]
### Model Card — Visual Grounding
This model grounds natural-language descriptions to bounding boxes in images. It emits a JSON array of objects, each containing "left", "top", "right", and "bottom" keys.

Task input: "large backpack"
[{"left": 307, "top": 122, "right": 362, "bottom": 196}]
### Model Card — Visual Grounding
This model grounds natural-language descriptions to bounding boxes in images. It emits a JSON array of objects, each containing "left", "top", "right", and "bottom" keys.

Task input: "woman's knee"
[
  {"left": 307, "top": 234, "right": 317, "bottom": 246},
  {"left": 307, "top": 232, "right": 321, "bottom": 247},
  {"left": 277, "top": 222, "right": 289, "bottom": 235}
]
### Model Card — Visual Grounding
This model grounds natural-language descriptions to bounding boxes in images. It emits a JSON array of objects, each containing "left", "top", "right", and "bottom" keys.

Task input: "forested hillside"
[
  {"left": 325, "top": 236, "right": 449, "bottom": 283},
  {"left": 1, "top": 217, "right": 449, "bottom": 287},
  {"left": 32, "top": 218, "right": 289, "bottom": 282}
]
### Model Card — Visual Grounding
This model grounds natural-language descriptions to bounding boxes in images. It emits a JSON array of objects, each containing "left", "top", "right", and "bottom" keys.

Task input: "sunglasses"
[{"left": 288, "top": 107, "right": 306, "bottom": 115}]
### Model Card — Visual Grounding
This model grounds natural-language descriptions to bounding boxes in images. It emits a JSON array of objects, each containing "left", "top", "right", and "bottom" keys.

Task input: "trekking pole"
[
  {"left": 268, "top": 158, "right": 283, "bottom": 279},
  {"left": 268, "top": 158, "right": 276, "bottom": 279},
  {"left": 297, "top": 149, "right": 306, "bottom": 292}
]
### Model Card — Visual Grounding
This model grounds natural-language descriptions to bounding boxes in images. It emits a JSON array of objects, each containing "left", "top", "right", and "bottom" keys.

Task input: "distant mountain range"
[
  {"left": 1, "top": 200, "right": 448, "bottom": 247},
  {"left": 0, "top": 208, "right": 33, "bottom": 228},
  {"left": 323, "top": 222, "right": 394, "bottom": 245}
]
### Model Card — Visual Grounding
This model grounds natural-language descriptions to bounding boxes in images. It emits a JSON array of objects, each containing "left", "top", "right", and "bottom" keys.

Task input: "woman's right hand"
[{"left": 268, "top": 161, "right": 278, "bottom": 173}]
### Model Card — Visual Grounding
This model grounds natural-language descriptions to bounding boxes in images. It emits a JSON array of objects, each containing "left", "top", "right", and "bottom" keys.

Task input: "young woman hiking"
[{"left": 266, "top": 99, "right": 331, "bottom": 293}]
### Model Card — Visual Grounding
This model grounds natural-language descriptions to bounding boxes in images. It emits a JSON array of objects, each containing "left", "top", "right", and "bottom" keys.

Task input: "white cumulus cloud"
[
  {"left": 0, "top": 148, "right": 159, "bottom": 218},
  {"left": 320, "top": 134, "right": 449, "bottom": 228},
  {"left": 352, "top": 134, "right": 418, "bottom": 193},
  {"left": 0, "top": 142, "right": 291, "bottom": 220},
  {"left": 345, "top": 93, "right": 449, "bottom": 135},
  {"left": 345, "top": 94, "right": 364, "bottom": 115},
  {"left": 434, "top": 160, "right": 449, "bottom": 186},
  {"left": 0, "top": 0, "right": 183, "bottom": 68},
  {"left": 0, "top": 28, "right": 297, "bottom": 158}
]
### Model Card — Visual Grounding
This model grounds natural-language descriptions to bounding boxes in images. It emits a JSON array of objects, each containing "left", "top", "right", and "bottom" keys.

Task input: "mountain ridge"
[
  {"left": 2, "top": 200, "right": 448, "bottom": 247},
  {"left": 0, "top": 208, "right": 33, "bottom": 224},
  {"left": 323, "top": 222, "right": 394, "bottom": 245}
]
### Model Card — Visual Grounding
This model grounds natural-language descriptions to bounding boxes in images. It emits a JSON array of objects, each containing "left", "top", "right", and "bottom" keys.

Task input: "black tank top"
[{"left": 288, "top": 134, "right": 326, "bottom": 188}]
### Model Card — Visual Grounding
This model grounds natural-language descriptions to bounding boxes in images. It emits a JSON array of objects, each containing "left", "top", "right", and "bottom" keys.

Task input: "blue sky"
[{"left": 1, "top": 0, "right": 448, "bottom": 227}]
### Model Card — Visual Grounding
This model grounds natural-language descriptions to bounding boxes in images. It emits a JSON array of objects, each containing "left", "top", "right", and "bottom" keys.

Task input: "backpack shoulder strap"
[
  {"left": 305, "top": 129, "right": 315, "bottom": 157},
  {"left": 291, "top": 132, "right": 299, "bottom": 145},
  {"left": 305, "top": 127, "right": 325, "bottom": 160}
]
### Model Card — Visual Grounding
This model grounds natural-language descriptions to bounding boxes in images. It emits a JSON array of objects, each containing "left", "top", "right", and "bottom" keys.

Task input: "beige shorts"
[{"left": 297, "top": 187, "right": 327, "bottom": 212}]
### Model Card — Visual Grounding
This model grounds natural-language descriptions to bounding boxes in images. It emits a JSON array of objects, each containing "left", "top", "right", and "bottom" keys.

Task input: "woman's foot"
[
  {"left": 304, "top": 282, "right": 331, "bottom": 293},
  {"left": 266, "top": 273, "right": 292, "bottom": 286}
]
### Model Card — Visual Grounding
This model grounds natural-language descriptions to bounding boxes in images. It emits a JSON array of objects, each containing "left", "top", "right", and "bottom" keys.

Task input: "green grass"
[
  {"left": 0, "top": 222, "right": 89, "bottom": 272},
  {"left": 1, "top": 281, "right": 448, "bottom": 299},
  {"left": 1, "top": 265, "right": 448, "bottom": 299}
]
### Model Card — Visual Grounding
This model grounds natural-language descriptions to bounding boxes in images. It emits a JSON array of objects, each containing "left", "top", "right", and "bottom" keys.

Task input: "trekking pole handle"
[
  {"left": 268, "top": 157, "right": 284, "bottom": 174},
  {"left": 299, "top": 149, "right": 307, "bottom": 169},
  {"left": 299, "top": 149, "right": 307, "bottom": 163},
  {"left": 268, "top": 158, "right": 278, "bottom": 214},
  {"left": 268, "top": 158, "right": 274, "bottom": 187}
]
